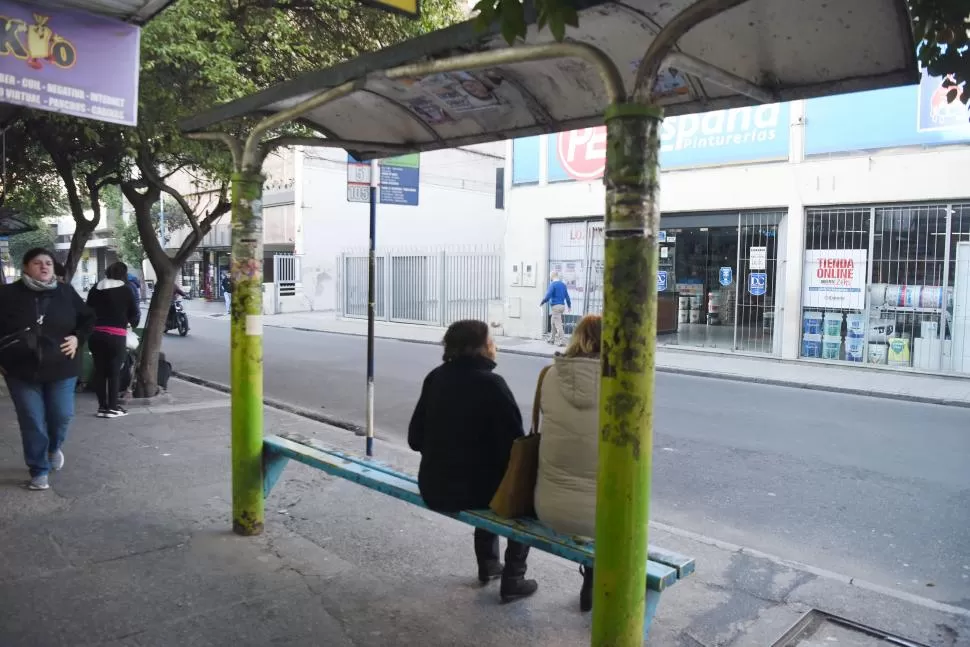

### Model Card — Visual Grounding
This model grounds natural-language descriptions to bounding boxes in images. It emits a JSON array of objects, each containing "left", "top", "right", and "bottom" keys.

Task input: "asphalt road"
[{"left": 161, "top": 313, "right": 970, "bottom": 609}]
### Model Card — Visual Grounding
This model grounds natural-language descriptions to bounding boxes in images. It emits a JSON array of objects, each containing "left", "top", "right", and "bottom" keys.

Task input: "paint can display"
[
  {"left": 867, "top": 343, "right": 888, "bottom": 365},
  {"left": 919, "top": 286, "right": 944, "bottom": 309},
  {"left": 801, "top": 334, "right": 822, "bottom": 358},
  {"left": 887, "top": 336, "right": 911, "bottom": 367},
  {"left": 823, "top": 312, "right": 843, "bottom": 337},
  {"left": 821, "top": 337, "right": 842, "bottom": 360},
  {"left": 902, "top": 285, "right": 922, "bottom": 308},
  {"left": 802, "top": 311, "right": 823, "bottom": 335},
  {"left": 869, "top": 283, "right": 888, "bottom": 307},
  {"left": 845, "top": 312, "right": 866, "bottom": 338},
  {"left": 845, "top": 336, "right": 865, "bottom": 362},
  {"left": 884, "top": 284, "right": 903, "bottom": 307}
]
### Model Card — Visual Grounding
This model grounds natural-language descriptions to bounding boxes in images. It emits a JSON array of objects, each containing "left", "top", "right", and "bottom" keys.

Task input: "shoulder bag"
[{"left": 489, "top": 364, "right": 552, "bottom": 518}]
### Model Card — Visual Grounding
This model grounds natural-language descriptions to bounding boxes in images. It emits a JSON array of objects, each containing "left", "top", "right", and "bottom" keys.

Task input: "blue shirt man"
[
  {"left": 540, "top": 276, "right": 572, "bottom": 309},
  {"left": 540, "top": 273, "right": 571, "bottom": 346}
]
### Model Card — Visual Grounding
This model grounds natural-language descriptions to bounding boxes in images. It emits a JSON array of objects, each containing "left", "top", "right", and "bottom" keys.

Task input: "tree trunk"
[
  {"left": 64, "top": 221, "right": 96, "bottom": 281},
  {"left": 135, "top": 266, "right": 174, "bottom": 398}
]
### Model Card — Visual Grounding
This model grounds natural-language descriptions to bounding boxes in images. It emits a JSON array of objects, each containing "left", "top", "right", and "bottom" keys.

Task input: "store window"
[
  {"left": 800, "top": 203, "right": 970, "bottom": 373},
  {"left": 547, "top": 211, "right": 782, "bottom": 355}
]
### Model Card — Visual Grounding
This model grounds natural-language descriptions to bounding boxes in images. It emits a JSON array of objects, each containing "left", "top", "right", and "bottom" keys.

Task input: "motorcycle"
[{"left": 165, "top": 298, "right": 190, "bottom": 337}]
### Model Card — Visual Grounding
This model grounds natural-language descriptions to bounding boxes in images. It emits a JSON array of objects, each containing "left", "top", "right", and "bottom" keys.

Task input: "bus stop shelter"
[{"left": 181, "top": 0, "right": 917, "bottom": 643}]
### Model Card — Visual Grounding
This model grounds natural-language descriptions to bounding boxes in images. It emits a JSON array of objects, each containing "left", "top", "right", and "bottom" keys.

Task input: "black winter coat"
[
  {"left": 0, "top": 281, "right": 95, "bottom": 383},
  {"left": 408, "top": 355, "right": 524, "bottom": 512}
]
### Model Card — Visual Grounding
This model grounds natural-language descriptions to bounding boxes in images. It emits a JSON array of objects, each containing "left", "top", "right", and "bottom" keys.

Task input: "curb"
[
  {"left": 267, "top": 324, "right": 970, "bottom": 410},
  {"left": 173, "top": 371, "right": 390, "bottom": 439}
]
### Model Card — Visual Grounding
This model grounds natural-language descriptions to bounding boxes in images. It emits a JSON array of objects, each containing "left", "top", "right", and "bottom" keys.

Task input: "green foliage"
[
  {"left": 114, "top": 216, "right": 145, "bottom": 270},
  {"left": 472, "top": 0, "right": 576, "bottom": 44},
  {"left": 8, "top": 227, "right": 56, "bottom": 269},
  {"left": 910, "top": 0, "right": 970, "bottom": 111}
]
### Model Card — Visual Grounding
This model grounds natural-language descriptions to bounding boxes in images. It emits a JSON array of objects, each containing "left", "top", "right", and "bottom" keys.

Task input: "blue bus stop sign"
[
  {"left": 657, "top": 271, "right": 667, "bottom": 292},
  {"left": 748, "top": 272, "right": 767, "bottom": 296}
]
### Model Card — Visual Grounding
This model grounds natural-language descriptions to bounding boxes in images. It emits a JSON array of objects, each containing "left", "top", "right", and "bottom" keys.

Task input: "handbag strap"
[{"left": 530, "top": 364, "right": 552, "bottom": 434}]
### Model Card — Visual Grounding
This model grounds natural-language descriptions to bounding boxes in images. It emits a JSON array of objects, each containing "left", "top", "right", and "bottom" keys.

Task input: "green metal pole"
[
  {"left": 591, "top": 102, "right": 663, "bottom": 646},
  {"left": 230, "top": 169, "right": 266, "bottom": 536}
]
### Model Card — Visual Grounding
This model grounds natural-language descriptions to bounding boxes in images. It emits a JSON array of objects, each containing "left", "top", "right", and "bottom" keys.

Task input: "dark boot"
[
  {"left": 478, "top": 560, "right": 503, "bottom": 584},
  {"left": 579, "top": 565, "right": 593, "bottom": 612},
  {"left": 474, "top": 529, "right": 502, "bottom": 584},
  {"left": 499, "top": 539, "right": 537, "bottom": 603}
]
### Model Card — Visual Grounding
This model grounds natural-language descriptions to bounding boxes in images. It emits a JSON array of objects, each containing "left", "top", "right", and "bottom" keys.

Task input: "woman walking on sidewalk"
[
  {"left": 86, "top": 262, "right": 140, "bottom": 418},
  {"left": 0, "top": 248, "right": 95, "bottom": 490},
  {"left": 408, "top": 319, "right": 538, "bottom": 603}
]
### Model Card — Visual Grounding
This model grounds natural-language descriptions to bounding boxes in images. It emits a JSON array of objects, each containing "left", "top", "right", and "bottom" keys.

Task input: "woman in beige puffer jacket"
[{"left": 533, "top": 314, "right": 601, "bottom": 612}]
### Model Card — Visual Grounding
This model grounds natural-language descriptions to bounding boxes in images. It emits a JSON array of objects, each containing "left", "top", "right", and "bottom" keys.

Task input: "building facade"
[{"left": 503, "top": 80, "right": 970, "bottom": 375}]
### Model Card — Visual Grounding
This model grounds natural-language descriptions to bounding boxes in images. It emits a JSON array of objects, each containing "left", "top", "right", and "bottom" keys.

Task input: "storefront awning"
[
  {"left": 32, "top": 0, "right": 175, "bottom": 24},
  {"left": 181, "top": 0, "right": 917, "bottom": 160}
]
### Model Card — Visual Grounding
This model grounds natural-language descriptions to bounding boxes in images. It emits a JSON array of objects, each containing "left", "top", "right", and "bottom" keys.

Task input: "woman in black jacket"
[
  {"left": 0, "top": 248, "right": 95, "bottom": 490},
  {"left": 86, "top": 262, "right": 140, "bottom": 418},
  {"left": 408, "top": 319, "right": 538, "bottom": 603}
]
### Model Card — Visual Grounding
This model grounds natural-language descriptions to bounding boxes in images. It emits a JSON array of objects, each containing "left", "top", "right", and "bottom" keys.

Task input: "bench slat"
[
  {"left": 278, "top": 435, "right": 695, "bottom": 580},
  {"left": 265, "top": 434, "right": 679, "bottom": 591}
]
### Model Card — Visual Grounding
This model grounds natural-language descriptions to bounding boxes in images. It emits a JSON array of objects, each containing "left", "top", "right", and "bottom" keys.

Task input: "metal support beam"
[
  {"left": 593, "top": 1, "right": 756, "bottom": 645},
  {"left": 664, "top": 52, "right": 776, "bottom": 104}
]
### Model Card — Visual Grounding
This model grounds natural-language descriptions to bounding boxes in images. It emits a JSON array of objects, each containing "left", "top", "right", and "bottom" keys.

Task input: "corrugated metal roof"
[
  {"left": 33, "top": 0, "right": 176, "bottom": 24},
  {"left": 181, "top": 0, "right": 918, "bottom": 159}
]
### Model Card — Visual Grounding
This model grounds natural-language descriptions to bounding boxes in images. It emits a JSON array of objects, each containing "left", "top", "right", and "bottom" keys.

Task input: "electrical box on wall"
[
  {"left": 522, "top": 261, "right": 537, "bottom": 287},
  {"left": 508, "top": 296, "right": 522, "bottom": 318},
  {"left": 509, "top": 262, "right": 522, "bottom": 286}
]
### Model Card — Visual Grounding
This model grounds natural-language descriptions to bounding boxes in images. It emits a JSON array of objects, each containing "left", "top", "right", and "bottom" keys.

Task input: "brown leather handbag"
[{"left": 489, "top": 364, "right": 551, "bottom": 518}]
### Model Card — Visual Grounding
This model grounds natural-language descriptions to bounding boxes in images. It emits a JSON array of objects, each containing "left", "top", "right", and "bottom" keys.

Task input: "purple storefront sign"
[{"left": 0, "top": 1, "right": 140, "bottom": 126}]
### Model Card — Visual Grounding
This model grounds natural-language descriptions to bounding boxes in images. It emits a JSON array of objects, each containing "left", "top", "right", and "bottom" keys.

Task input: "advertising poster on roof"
[{"left": 0, "top": 1, "right": 140, "bottom": 126}]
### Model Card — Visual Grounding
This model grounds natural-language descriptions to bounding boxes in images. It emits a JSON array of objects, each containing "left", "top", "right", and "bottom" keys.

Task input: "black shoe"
[
  {"left": 500, "top": 577, "right": 538, "bottom": 603},
  {"left": 478, "top": 560, "right": 503, "bottom": 584},
  {"left": 579, "top": 565, "right": 593, "bottom": 612}
]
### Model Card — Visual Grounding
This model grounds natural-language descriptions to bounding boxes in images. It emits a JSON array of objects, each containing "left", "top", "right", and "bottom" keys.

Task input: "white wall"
[
  {"left": 299, "top": 145, "right": 506, "bottom": 312},
  {"left": 503, "top": 120, "right": 970, "bottom": 350}
]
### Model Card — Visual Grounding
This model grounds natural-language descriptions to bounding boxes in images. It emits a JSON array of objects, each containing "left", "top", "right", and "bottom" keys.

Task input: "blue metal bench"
[{"left": 263, "top": 432, "right": 695, "bottom": 637}]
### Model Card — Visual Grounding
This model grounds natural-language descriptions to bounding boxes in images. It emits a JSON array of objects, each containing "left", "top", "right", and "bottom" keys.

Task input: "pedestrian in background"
[
  {"left": 0, "top": 248, "right": 94, "bottom": 490},
  {"left": 221, "top": 272, "right": 232, "bottom": 315},
  {"left": 533, "top": 314, "right": 602, "bottom": 612},
  {"left": 87, "top": 262, "right": 140, "bottom": 418},
  {"left": 408, "top": 319, "right": 539, "bottom": 603},
  {"left": 540, "top": 271, "right": 571, "bottom": 346},
  {"left": 54, "top": 261, "right": 66, "bottom": 283}
]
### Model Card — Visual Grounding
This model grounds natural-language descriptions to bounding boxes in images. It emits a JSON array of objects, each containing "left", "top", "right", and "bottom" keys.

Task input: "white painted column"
[{"left": 781, "top": 100, "right": 807, "bottom": 360}]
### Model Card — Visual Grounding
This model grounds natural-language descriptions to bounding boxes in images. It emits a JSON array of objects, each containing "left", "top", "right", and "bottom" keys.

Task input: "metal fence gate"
[{"left": 340, "top": 247, "right": 501, "bottom": 326}]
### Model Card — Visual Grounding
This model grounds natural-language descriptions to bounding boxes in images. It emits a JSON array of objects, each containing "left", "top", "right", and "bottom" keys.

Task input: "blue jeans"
[{"left": 4, "top": 376, "right": 77, "bottom": 477}]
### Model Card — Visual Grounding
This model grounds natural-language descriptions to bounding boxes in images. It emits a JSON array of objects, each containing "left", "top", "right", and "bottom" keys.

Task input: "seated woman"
[
  {"left": 533, "top": 314, "right": 602, "bottom": 612},
  {"left": 408, "top": 319, "right": 538, "bottom": 603}
]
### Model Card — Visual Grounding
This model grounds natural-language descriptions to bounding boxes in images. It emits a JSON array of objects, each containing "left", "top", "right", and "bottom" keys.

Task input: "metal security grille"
[
  {"left": 343, "top": 255, "right": 385, "bottom": 319},
  {"left": 736, "top": 211, "right": 783, "bottom": 354},
  {"left": 341, "top": 247, "right": 501, "bottom": 326},
  {"left": 801, "top": 202, "right": 970, "bottom": 374},
  {"left": 273, "top": 254, "right": 299, "bottom": 298}
]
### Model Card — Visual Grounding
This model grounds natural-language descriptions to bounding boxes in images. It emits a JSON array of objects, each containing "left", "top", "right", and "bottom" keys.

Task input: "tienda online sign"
[
  {"left": 555, "top": 104, "right": 783, "bottom": 181},
  {"left": 815, "top": 257, "right": 856, "bottom": 284}
]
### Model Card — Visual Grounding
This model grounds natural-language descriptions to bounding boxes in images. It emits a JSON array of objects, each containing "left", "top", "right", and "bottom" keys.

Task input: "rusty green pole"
[
  {"left": 229, "top": 169, "right": 266, "bottom": 536},
  {"left": 591, "top": 103, "right": 663, "bottom": 645}
]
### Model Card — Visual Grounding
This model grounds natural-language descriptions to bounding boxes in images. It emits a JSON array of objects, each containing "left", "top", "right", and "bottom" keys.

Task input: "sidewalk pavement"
[
  {"left": 2, "top": 380, "right": 968, "bottom": 646},
  {"left": 203, "top": 305, "right": 970, "bottom": 408}
]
